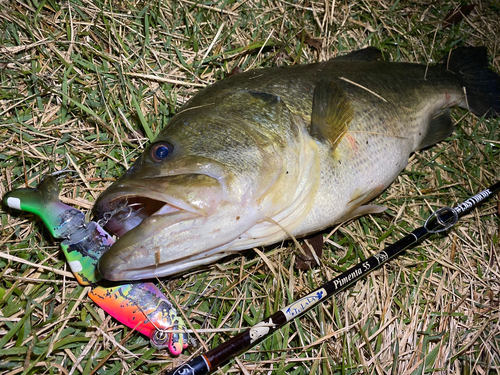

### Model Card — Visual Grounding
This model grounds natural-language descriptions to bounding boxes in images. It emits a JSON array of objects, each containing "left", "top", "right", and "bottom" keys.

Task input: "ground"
[{"left": 0, "top": 1, "right": 499, "bottom": 374}]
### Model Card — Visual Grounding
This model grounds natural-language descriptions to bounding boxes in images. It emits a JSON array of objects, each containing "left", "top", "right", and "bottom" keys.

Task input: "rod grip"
[{"left": 162, "top": 355, "right": 211, "bottom": 375}]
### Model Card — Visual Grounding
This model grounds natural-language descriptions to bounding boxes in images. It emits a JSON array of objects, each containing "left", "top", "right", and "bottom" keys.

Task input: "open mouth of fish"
[
  {"left": 94, "top": 174, "right": 261, "bottom": 281},
  {"left": 100, "top": 192, "right": 196, "bottom": 238}
]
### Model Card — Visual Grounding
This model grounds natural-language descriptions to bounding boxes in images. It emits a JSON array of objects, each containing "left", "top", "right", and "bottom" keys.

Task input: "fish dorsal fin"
[
  {"left": 311, "top": 81, "right": 354, "bottom": 150},
  {"left": 332, "top": 47, "right": 383, "bottom": 61}
]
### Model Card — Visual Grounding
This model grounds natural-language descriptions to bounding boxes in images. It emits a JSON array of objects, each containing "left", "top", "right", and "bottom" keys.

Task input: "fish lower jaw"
[
  {"left": 111, "top": 247, "right": 235, "bottom": 280},
  {"left": 100, "top": 226, "right": 251, "bottom": 280},
  {"left": 97, "top": 200, "right": 264, "bottom": 280}
]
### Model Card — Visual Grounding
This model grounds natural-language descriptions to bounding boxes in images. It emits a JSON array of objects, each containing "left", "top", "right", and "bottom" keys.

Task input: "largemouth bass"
[{"left": 94, "top": 47, "right": 500, "bottom": 281}]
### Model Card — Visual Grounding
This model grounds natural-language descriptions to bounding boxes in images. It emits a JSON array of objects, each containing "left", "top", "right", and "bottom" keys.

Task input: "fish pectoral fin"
[
  {"left": 345, "top": 185, "right": 386, "bottom": 221},
  {"left": 311, "top": 80, "right": 354, "bottom": 151},
  {"left": 418, "top": 108, "right": 454, "bottom": 149},
  {"left": 343, "top": 204, "right": 387, "bottom": 221},
  {"left": 330, "top": 47, "right": 383, "bottom": 61}
]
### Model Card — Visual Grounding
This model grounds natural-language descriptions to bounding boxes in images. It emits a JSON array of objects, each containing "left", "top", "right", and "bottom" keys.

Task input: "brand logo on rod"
[{"left": 282, "top": 288, "right": 326, "bottom": 321}]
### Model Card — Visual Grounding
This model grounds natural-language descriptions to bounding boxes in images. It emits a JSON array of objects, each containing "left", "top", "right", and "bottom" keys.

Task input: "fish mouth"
[
  {"left": 94, "top": 173, "right": 224, "bottom": 234},
  {"left": 95, "top": 190, "right": 197, "bottom": 238},
  {"left": 94, "top": 174, "right": 261, "bottom": 281},
  {"left": 94, "top": 174, "right": 221, "bottom": 278}
]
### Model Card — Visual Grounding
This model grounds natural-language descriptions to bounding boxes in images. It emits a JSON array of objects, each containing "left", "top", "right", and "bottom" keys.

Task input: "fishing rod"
[{"left": 163, "top": 181, "right": 500, "bottom": 375}]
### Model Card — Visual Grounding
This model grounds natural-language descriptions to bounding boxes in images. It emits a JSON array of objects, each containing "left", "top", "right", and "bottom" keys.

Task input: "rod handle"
[{"left": 163, "top": 355, "right": 210, "bottom": 375}]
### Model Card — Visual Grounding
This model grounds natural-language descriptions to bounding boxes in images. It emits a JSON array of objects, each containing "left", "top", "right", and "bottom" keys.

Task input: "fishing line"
[{"left": 162, "top": 180, "right": 500, "bottom": 375}]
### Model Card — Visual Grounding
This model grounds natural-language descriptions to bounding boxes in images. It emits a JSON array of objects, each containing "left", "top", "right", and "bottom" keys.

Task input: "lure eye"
[
  {"left": 151, "top": 329, "right": 170, "bottom": 347},
  {"left": 149, "top": 142, "right": 174, "bottom": 162}
]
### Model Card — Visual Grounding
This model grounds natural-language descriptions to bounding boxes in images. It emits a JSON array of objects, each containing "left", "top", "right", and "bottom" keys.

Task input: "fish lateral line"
[{"left": 347, "top": 130, "right": 410, "bottom": 140}]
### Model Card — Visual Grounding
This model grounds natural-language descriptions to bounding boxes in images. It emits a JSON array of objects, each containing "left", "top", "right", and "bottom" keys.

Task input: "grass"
[{"left": 0, "top": 0, "right": 499, "bottom": 374}]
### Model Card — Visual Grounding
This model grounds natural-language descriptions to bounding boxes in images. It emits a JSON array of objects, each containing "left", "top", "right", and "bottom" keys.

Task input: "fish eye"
[{"left": 149, "top": 142, "right": 174, "bottom": 162}]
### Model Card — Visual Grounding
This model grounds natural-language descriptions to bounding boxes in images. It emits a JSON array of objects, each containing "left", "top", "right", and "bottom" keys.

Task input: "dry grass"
[{"left": 0, "top": 0, "right": 499, "bottom": 374}]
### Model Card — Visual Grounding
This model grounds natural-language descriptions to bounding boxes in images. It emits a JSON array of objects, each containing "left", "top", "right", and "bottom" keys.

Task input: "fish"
[{"left": 94, "top": 46, "right": 500, "bottom": 281}]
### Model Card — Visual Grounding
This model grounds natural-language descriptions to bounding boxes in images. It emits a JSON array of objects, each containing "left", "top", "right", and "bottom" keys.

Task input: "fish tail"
[{"left": 444, "top": 47, "right": 500, "bottom": 117}]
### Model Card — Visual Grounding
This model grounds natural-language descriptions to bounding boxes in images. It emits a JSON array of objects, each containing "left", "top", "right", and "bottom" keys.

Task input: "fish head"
[{"left": 94, "top": 89, "right": 315, "bottom": 281}]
